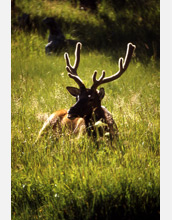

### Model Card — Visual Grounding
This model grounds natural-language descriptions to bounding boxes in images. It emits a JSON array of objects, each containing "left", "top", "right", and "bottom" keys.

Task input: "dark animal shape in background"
[
  {"left": 18, "top": 13, "right": 32, "bottom": 31},
  {"left": 43, "top": 17, "right": 66, "bottom": 54},
  {"left": 36, "top": 42, "right": 136, "bottom": 143},
  {"left": 43, "top": 17, "right": 78, "bottom": 54}
]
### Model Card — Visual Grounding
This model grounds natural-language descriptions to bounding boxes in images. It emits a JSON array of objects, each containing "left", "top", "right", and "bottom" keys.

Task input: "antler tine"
[
  {"left": 91, "top": 43, "right": 136, "bottom": 90},
  {"left": 68, "top": 73, "right": 85, "bottom": 89},
  {"left": 64, "top": 42, "right": 82, "bottom": 75},
  {"left": 91, "top": 70, "right": 106, "bottom": 89},
  {"left": 64, "top": 42, "right": 85, "bottom": 89}
]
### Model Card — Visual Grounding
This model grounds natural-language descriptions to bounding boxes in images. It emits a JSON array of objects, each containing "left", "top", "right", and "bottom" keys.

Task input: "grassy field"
[
  {"left": 11, "top": 30, "right": 160, "bottom": 219},
  {"left": 11, "top": 1, "right": 160, "bottom": 219}
]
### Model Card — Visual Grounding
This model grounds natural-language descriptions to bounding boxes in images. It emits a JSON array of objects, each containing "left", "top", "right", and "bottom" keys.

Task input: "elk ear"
[
  {"left": 66, "top": 86, "right": 80, "bottom": 97},
  {"left": 98, "top": 88, "right": 105, "bottom": 100}
]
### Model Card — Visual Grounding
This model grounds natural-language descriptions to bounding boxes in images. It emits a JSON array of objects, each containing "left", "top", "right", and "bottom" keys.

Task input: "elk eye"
[{"left": 88, "top": 94, "right": 94, "bottom": 101}]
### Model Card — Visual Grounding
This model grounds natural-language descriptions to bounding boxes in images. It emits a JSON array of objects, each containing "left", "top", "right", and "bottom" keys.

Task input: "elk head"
[{"left": 64, "top": 42, "right": 136, "bottom": 122}]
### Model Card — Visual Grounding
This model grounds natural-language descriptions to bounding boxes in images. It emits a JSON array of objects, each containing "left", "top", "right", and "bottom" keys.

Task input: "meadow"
[
  {"left": 11, "top": 31, "right": 160, "bottom": 219},
  {"left": 11, "top": 1, "right": 160, "bottom": 219}
]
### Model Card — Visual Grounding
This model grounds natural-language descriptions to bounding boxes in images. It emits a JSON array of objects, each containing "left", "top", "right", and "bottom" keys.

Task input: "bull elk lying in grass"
[{"left": 36, "top": 42, "right": 136, "bottom": 143}]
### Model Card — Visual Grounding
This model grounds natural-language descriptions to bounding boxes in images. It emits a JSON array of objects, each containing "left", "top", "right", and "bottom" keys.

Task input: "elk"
[{"left": 36, "top": 42, "right": 136, "bottom": 142}]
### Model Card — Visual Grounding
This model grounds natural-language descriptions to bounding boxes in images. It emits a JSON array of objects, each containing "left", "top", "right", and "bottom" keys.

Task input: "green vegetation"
[
  {"left": 12, "top": 0, "right": 160, "bottom": 59},
  {"left": 11, "top": 1, "right": 160, "bottom": 219}
]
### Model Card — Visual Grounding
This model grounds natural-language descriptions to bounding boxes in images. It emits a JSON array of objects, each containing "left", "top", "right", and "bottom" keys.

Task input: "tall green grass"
[{"left": 11, "top": 30, "right": 160, "bottom": 219}]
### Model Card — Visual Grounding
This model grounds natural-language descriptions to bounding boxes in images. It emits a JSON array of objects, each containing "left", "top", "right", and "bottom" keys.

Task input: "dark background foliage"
[{"left": 11, "top": 0, "right": 160, "bottom": 60}]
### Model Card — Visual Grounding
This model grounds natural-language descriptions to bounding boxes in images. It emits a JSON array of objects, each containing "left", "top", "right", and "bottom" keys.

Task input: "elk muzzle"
[{"left": 67, "top": 107, "right": 81, "bottom": 120}]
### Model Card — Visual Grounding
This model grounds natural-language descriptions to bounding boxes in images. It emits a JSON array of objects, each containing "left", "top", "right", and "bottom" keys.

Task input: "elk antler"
[
  {"left": 91, "top": 43, "right": 136, "bottom": 90},
  {"left": 64, "top": 42, "right": 86, "bottom": 89}
]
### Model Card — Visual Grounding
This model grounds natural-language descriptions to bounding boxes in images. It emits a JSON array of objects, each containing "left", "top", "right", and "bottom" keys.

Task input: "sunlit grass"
[{"left": 11, "top": 29, "right": 160, "bottom": 219}]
